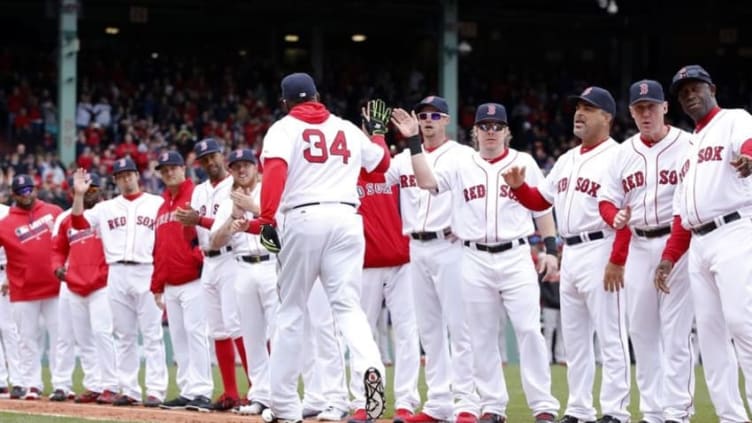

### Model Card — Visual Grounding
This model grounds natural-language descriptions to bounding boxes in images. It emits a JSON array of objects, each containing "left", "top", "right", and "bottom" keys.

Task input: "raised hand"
[
  {"left": 613, "top": 206, "right": 631, "bottom": 229},
  {"left": 390, "top": 108, "right": 420, "bottom": 138},
  {"left": 731, "top": 154, "right": 752, "bottom": 177},
  {"left": 654, "top": 259, "right": 674, "bottom": 294},
  {"left": 72, "top": 168, "right": 92, "bottom": 196},
  {"left": 502, "top": 166, "right": 527, "bottom": 189},
  {"left": 362, "top": 99, "right": 392, "bottom": 136}
]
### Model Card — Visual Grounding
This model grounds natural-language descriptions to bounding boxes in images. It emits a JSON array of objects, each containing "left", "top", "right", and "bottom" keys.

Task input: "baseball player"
[
  {"left": 348, "top": 101, "right": 421, "bottom": 422},
  {"left": 0, "top": 175, "right": 66, "bottom": 400},
  {"left": 395, "top": 103, "right": 559, "bottom": 423},
  {"left": 236, "top": 72, "right": 387, "bottom": 423},
  {"left": 0, "top": 203, "right": 22, "bottom": 398},
  {"left": 51, "top": 173, "right": 120, "bottom": 404},
  {"left": 71, "top": 158, "right": 168, "bottom": 407},
  {"left": 150, "top": 151, "right": 214, "bottom": 412},
  {"left": 656, "top": 64, "right": 752, "bottom": 423},
  {"left": 503, "top": 87, "right": 631, "bottom": 423},
  {"left": 175, "top": 138, "right": 248, "bottom": 411},
  {"left": 598, "top": 80, "right": 695, "bottom": 423},
  {"left": 209, "top": 148, "right": 276, "bottom": 415},
  {"left": 384, "top": 96, "right": 478, "bottom": 423}
]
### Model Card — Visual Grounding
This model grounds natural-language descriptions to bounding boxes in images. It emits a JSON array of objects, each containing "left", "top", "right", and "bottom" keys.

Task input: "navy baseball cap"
[
  {"left": 670, "top": 65, "right": 713, "bottom": 94},
  {"left": 413, "top": 96, "right": 449, "bottom": 114},
  {"left": 629, "top": 79, "right": 665, "bottom": 105},
  {"left": 11, "top": 174, "right": 34, "bottom": 195},
  {"left": 474, "top": 103, "right": 508, "bottom": 125},
  {"left": 228, "top": 149, "right": 258, "bottom": 166},
  {"left": 156, "top": 151, "right": 185, "bottom": 170},
  {"left": 194, "top": 138, "right": 222, "bottom": 159},
  {"left": 568, "top": 86, "right": 616, "bottom": 116},
  {"left": 281, "top": 72, "right": 317, "bottom": 101},
  {"left": 112, "top": 158, "right": 138, "bottom": 175}
]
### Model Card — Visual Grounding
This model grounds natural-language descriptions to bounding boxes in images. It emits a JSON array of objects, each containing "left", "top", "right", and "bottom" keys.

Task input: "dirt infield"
[{"left": 0, "top": 398, "right": 266, "bottom": 422}]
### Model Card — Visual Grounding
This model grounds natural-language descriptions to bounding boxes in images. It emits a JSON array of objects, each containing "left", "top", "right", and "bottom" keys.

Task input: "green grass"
[{"left": 0, "top": 363, "right": 734, "bottom": 422}]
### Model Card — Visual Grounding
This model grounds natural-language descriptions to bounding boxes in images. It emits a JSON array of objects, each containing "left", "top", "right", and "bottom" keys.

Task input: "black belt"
[
  {"left": 0, "top": 264, "right": 5, "bottom": 271},
  {"left": 238, "top": 254, "right": 270, "bottom": 264},
  {"left": 205, "top": 246, "right": 233, "bottom": 258},
  {"left": 563, "top": 231, "right": 605, "bottom": 246},
  {"left": 292, "top": 202, "right": 356, "bottom": 210},
  {"left": 115, "top": 260, "right": 143, "bottom": 265},
  {"left": 463, "top": 238, "right": 527, "bottom": 253},
  {"left": 691, "top": 212, "right": 741, "bottom": 236},
  {"left": 410, "top": 228, "right": 452, "bottom": 241},
  {"left": 634, "top": 225, "right": 671, "bottom": 239}
]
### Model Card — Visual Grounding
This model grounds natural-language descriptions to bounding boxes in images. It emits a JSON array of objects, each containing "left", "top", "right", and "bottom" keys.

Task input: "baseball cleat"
[
  {"left": 556, "top": 417, "right": 594, "bottom": 423},
  {"left": 363, "top": 367, "right": 385, "bottom": 420},
  {"left": 143, "top": 395, "right": 162, "bottom": 408},
  {"left": 534, "top": 413, "right": 556, "bottom": 423},
  {"left": 456, "top": 412, "right": 478, "bottom": 423},
  {"left": 24, "top": 387, "right": 40, "bottom": 400},
  {"left": 478, "top": 413, "right": 506, "bottom": 423},
  {"left": 112, "top": 394, "right": 140, "bottom": 406},
  {"left": 186, "top": 395, "right": 213, "bottom": 412},
  {"left": 49, "top": 389, "right": 68, "bottom": 401},
  {"left": 75, "top": 390, "right": 101, "bottom": 404},
  {"left": 303, "top": 407, "right": 323, "bottom": 419},
  {"left": 212, "top": 393, "right": 240, "bottom": 411},
  {"left": 400, "top": 411, "right": 443, "bottom": 423},
  {"left": 393, "top": 408, "right": 414, "bottom": 423},
  {"left": 160, "top": 396, "right": 191, "bottom": 410},
  {"left": 233, "top": 400, "right": 267, "bottom": 415},
  {"left": 318, "top": 406, "right": 348, "bottom": 421},
  {"left": 96, "top": 390, "right": 118, "bottom": 404},
  {"left": 0, "top": 387, "right": 9, "bottom": 399},
  {"left": 9, "top": 386, "right": 25, "bottom": 400}
]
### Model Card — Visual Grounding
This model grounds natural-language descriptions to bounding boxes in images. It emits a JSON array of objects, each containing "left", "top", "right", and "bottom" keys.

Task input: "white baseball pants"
[
  {"left": 0, "top": 278, "right": 21, "bottom": 387},
  {"left": 11, "top": 297, "right": 64, "bottom": 391},
  {"left": 201, "top": 255, "right": 242, "bottom": 340},
  {"left": 559, "top": 237, "right": 631, "bottom": 422},
  {"left": 164, "top": 279, "right": 213, "bottom": 400},
  {"left": 108, "top": 263, "right": 167, "bottom": 401},
  {"left": 626, "top": 235, "right": 695, "bottom": 423},
  {"left": 350, "top": 264, "right": 421, "bottom": 412}
]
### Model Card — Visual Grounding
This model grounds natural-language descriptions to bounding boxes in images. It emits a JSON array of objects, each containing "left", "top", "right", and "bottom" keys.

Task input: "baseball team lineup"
[{"left": 0, "top": 63, "right": 751, "bottom": 423}]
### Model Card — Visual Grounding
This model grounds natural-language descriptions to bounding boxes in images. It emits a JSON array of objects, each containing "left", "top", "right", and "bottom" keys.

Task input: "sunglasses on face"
[
  {"left": 418, "top": 112, "right": 447, "bottom": 121},
  {"left": 476, "top": 122, "right": 506, "bottom": 132},
  {"left": 13, "top": 187, "right": 33, "bottom": 196}
]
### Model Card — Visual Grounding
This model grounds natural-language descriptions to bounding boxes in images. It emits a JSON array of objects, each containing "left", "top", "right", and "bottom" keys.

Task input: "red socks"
[
  {"left": 215, "top": 338, "right": 239, "bottom": 399},
  {"left": 234, "top": 337, "right": 250, "bottom": 386}
]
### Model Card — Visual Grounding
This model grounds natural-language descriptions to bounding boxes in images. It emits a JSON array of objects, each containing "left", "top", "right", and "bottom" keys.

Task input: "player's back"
[{"left": 262, "top": 112, "right": 384, "bottom": 212}]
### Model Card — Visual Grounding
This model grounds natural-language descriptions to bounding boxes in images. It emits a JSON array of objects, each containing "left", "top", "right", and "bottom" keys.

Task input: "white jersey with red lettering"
[
  {"left": 432, "top": 148, "right": 560, "bottom": 417},
  {"left": 433, "top": 149, "right": 549, "bottom": 242},
  {"left": 538, "top": 138, "right": 620, "bottom": 237},
  {"left": 191, "top": 175, "right": 234, "bottom": 251},
  {"left": 82, "top": 193, "right": 164, "bottom": 264},
  {"left": 385, "top": 140, "right": 474, "bottom": 235},
  {"left": 676, "top": 108, "right": 752, "bottom": 229},
  {"left": 598, "top": 127, "right": 696, "bottom": 423},
  {"left": 261, "top": 115, "right": 384, "bottom": 211},
  {"left": 600, "top": 126, "right": 693, "bottom": 228}
]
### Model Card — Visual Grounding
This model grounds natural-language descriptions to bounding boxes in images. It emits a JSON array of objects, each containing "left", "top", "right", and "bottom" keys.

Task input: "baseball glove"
[{"left": 260, "top": 224, "right": 281, "bottom": 254}]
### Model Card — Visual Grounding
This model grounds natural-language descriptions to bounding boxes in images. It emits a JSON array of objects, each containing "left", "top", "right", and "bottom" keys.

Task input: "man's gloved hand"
[
  {"left": 260, "top": 224, "right": 282, "bottom": 254},
  {"left": 362, "top": 99, "right": 392, "bottom": 135}
]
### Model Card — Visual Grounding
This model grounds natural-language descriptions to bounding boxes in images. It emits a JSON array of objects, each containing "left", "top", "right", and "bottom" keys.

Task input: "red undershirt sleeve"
[
  {"left": 510, "top": 182, "right": 552, "bottom": 211},
  {"left": 369, "top": 134, "right": 391, "bottom": 173},
  {"left": 598, "top": 200, "right": 619, "bottom": 227},
  {"left": 609, "top": 227, "right": 631, "bottom": 265},
  {"left": 740, "top": 138, "right": 752, "bottom": 157},
  {"left": 245, "top": 157, "right": 288, "bottom": 234},
  {"left": 661, "top": 215, "right": 691, "bottom": 263},
  {"left": 198, "top": 217, "right": 214, "bottom": 229}
]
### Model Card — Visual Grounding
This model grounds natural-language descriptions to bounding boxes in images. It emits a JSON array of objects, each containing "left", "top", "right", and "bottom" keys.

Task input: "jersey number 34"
[{"left": 303, "top": 129, "right": 351, "bottom": 164}]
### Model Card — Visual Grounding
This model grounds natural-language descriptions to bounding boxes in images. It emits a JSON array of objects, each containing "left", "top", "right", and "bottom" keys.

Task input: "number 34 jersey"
[{"left": 261, "top": 113, "right": 385, "bottom": 212}]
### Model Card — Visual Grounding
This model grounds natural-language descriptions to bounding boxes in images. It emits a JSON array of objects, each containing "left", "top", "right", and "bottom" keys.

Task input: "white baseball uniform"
[
  {"left": 599, "top": 126, "right": 695, "bottom": 423},
  {"left": 192, "top": 176, "right": 242, "bottom": 342},
  {"left": 674, "top": 108, "right": 752, "bottom": 423},
  {"left": 261, "top": 111, "right": 385, "bottom": 420},
  {"left": 75, "top": 193, "right": 168, "bottom": 401},
  {"left": 385, "top": 141, "right": 479, "bottom": 419},
  {"left": 211, "top": 181, "right": 277, "bottom": 407},
  {"left": 430, "top": 148, "right": 559, "bottom": 418},
  {"left": 0, "top": 204, "right": 21, "bottom": 391},
  {"left": 535, "top": 138, "right": 631, "bottom": 422}
]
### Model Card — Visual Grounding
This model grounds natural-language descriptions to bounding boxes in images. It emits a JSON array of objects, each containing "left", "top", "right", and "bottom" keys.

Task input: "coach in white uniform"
[
  {"left": 385, "top": 96, "right": 478, "bottom": 423},
  {"left": 397, "top": 104, "right": 559, "bottom": 423},
  {"left": 504, "top": 87, "right": 631, "bottom": 423},
  {"left": 71, "top": 158, "right": 168, "bottom": 407},
  {"left": 599, "top": 80, "right": 695, "bottom": 423}
]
